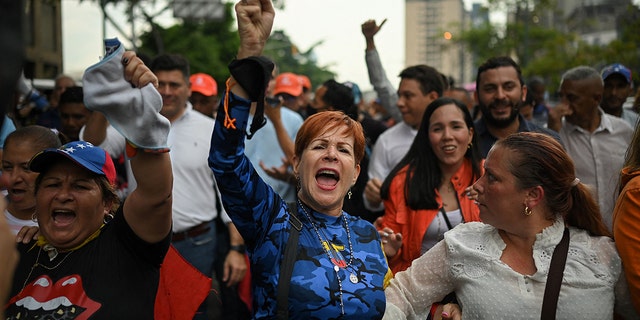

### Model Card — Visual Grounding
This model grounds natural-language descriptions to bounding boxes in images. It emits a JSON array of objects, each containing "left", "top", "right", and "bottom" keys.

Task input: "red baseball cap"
[
  {"left": 190, "top": 73, "right": 218, "bottom": 96},
  {"left": 274, "top": 72, "right": 303, "bottom": 97},
  {"left": 298, "top": 75, "right": 312, "bottom": 91}
]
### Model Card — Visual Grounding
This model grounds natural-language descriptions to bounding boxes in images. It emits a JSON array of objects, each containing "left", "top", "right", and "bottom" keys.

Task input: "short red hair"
[{"left": 294, "top": 111, "right": 365, "bottom": 165}]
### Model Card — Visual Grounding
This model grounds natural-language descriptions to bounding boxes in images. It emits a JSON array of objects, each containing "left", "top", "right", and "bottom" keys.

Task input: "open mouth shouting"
[
  {"left": 51, "top": 209, "right": 77, "bottom": 227},
  {"left": 316, "top": 168, "right": 340, "bottom": 191}
]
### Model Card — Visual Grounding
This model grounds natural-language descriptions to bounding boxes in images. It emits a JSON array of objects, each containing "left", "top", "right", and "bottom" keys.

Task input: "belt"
[{"left": 172, "top": 221, "right": 211, "bottom": 242}]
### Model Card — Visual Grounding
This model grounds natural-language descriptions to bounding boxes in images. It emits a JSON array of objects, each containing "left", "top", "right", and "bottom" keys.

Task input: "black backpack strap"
[
  {"left": 276, "top": 201, "right": 302, "bottom": 320},
  {"left": 541, "top": 227, "right": 570, "bottom": 320}
]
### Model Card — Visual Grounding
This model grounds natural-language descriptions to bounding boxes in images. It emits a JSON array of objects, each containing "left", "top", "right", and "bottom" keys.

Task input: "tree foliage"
[
  {"left": 136, "top": 2, "right": 239, "bottom": 83},
  {"left": 264, "top": 31, "right": 335, "bottom": 88},
  {"left": 130, "top": 0, "right": 331, "bottom": 89},
  {"left": 457, "top": 0, "right": 640, "bottom": 93}
]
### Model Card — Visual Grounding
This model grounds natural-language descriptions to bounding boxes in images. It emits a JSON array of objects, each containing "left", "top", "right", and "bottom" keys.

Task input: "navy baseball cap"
[
  {"left": 29, "top": 141, "right": 116, "bottom": 185},
  {"left": 601, "top": 63, "right": 632, "bottom": 83}
]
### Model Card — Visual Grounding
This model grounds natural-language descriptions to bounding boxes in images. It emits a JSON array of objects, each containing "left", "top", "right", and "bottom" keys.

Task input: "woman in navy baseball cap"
[{"left": 4, "top": 45, "right": 181, "bottom": 319}]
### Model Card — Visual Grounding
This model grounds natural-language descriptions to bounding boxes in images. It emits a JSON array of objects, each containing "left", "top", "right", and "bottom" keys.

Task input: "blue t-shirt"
[{"left": 0, "top": 116, "right": 17, "bottom": 149}]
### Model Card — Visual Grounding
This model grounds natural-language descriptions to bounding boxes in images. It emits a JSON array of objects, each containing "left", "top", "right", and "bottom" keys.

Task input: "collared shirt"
[
  {"left": 560, "top": 110, "right": 633, "bottom": 230},
  {"left": 168, "top": 104, "right": 229, "bottom": 232},
  {"left": 474, "top": 114, "right": 562, "bottom": 158}
]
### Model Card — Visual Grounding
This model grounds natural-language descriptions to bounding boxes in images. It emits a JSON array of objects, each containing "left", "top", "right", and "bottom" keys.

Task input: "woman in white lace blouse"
[{"left": 384, "top": 132, "right": 638, "bottom": 319}]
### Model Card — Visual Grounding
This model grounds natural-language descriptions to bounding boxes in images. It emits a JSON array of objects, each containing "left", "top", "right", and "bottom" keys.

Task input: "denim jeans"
[{"left": 172, "top": 220, "right": 217, "bottom": 320}]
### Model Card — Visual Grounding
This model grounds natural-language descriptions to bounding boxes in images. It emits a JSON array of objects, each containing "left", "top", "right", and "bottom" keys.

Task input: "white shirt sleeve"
[{"left": 384, "top": 241, "right": 454, "bottom": 319}]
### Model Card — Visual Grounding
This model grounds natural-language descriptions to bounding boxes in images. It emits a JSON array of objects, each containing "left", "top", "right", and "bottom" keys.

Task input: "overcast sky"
[
  {"left": 62, "top": 0, "right": 640, "bottom": 92},
  {"left": 62, "top": 0, "right": 479, "bottom": 93}
]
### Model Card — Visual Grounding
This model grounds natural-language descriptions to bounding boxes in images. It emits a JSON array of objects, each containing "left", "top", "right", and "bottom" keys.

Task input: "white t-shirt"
[{"left": 4, "top": 209, "right": 38, "bottom": 235}]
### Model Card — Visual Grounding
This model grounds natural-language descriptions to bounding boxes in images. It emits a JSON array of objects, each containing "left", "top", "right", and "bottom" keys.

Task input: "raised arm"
[
  {"left": 231, "top": 0, "right": 275, "bottom": 98},
  {"left": 361, "top": 19, "right": 401, "bottom": 123},
  {"left": 118, "top": 52, "right": 172, "bottom": 243},
  {"left": 208, "top": 0, "right": 278, "bottom": 245},
  {"left": 83, "top": 47, "right": 172, "bottom": 244},
  {"left": 125, "top": 147, "right": 172, "bottom": 243},
  {"left": 362, "top": 18, "right": 386, "bottom": 51},
  {"left": 263, "top": 101, "right": 295, "bottom": 163},
  {"left": 82, "top": 111, "right": 110, "bottom": 145}
]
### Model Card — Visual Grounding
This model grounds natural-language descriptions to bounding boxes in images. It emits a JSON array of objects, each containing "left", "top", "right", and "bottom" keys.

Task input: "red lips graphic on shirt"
[{"left": 7, "top": 274, "right": 101, "bottom": 320}]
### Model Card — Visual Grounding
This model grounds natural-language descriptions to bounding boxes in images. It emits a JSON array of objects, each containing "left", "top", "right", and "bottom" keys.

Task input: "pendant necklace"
[
  {"left": 22, "top": 224, "right": 105, "bottom": 291},
  {"left": 22, "top": 246, "right": 74, "bottom": 291},
  {"left": 298, "top": 200, "right": 357, "bottom": 315}
]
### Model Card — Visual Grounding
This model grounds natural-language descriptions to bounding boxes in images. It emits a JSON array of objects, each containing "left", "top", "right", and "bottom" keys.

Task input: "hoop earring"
[
  {"left": 104, "top": 213, "right": 114, "bottom": 224},
  {"left": 523, "top": 205, "right": 533, "bottom": 216},
  {"left": 32, "top": 212, "right": 38, "bottom": 222},
  {"left": 347, "top": 189, "right": 352, "bottom": 200},
  {"left": 468, "top": 142, "right": 472, "bottom": 149}
]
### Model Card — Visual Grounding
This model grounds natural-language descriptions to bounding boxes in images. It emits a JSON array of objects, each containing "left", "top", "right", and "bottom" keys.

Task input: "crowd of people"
[{"left": 2, "top": 0, "right": 640, "bottom": 319}]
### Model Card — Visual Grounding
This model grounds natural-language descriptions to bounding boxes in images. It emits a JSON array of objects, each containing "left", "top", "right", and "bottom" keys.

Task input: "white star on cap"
[{"left": 64, "top": 147, "right": 76, "bottom": 154}]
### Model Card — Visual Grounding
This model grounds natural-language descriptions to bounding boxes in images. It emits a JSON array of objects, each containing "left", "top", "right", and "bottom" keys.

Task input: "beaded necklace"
[{"left": 298, "top": 200, "right": 356, "bottom": 316}]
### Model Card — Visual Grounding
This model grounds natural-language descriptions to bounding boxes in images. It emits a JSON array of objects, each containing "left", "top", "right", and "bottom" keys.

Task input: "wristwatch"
[{"left": 229, "top": 244, "right": 247, "bottom": 253}]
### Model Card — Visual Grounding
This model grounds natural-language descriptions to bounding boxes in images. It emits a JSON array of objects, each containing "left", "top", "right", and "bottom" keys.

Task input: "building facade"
[
  {"left": 405, "top": 0, "right": 475, "bottom": 86},
  {"left": 23, "top": 0, "right": 63, "bottom": 80}
]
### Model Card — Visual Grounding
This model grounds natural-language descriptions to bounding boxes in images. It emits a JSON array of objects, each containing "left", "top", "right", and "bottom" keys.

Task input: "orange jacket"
[
  {"left": 613, "top": 166, "right": 640, "bottom": 313},
  {"left": 381, "top": 158, "right": 481, "bottom": 274}
]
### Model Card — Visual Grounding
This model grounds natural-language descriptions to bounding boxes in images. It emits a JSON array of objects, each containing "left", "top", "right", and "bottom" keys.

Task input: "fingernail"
[
  {"left": 16, "top": 236, "right": 22, "bottom": 242},
  {"left": 442, "top": 312, "right": 450, "bottom": 317},
  {"left": 122, "top": 57, "right": 129, "bottom": 65},
  {"left": 382, "top": 232, "right": 389, "bottom": 237}
]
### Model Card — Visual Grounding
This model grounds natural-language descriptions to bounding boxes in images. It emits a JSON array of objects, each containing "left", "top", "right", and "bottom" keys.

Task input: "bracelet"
[{"left": 229, "top": 244, "right": 247, "bottom": 253}]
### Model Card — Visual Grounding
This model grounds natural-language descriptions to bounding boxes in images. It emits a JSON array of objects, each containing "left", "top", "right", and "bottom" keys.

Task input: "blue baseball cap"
[
  {"left": 30, "top": 141, "right": 116, "bottom": 185},
  {"left": 343, "top": 81, "right": 362, "bottom": 105},
  {"left": 601, "top": 63, "right": 632, "bottom": 83}
]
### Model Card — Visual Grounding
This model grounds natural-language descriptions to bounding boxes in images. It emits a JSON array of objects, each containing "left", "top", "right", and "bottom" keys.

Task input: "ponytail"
[{"left": 565, "top": 183, "right": 611, "bottom": 237}]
